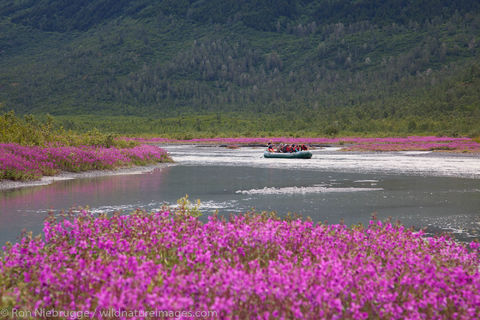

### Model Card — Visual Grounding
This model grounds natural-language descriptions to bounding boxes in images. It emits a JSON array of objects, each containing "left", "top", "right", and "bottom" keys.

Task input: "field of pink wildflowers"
[
  {"left": 127, "top": 136, "right": 480, "bottom": 153},
  {"left": 0, "top": 143, "right": 171, "bottom": 181},
  {"left": 1, "top": 204, "right": 479, "bottom": 319}
]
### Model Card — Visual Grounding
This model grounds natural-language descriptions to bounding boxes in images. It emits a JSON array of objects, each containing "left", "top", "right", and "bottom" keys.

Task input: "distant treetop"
[{"left": 1, "top": 0, "right": 479, "bottom": 32}]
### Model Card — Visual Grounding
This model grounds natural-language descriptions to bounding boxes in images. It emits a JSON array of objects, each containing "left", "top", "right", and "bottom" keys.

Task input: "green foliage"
[
  {"left": 49, "top": 111, "right": 478, "bottom": 138},
  {"left": 175, "top": 195, "right": 202, "bottom": 218},
  {"left": 324, "top": 125, "right": 339, "bottom": 137},
  {"left": 0, "top": 111, "right": 138, "bottom": 147},
  {"left": 2, "top": 0, "right": 477, "bottom": 32},
  {"left": 0, "top": 1, "right": 479, "bottom": 136},
  {"left": 0, "top": 111, "right": 58, "bottom": 146},
  {"left": 66, "top": 128, "right": 136, "bottom": 148}
]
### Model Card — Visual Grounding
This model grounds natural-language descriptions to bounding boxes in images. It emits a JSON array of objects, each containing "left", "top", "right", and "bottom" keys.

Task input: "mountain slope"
[{"left": 0, "top": 0, "right": 479, "bottom": 135}]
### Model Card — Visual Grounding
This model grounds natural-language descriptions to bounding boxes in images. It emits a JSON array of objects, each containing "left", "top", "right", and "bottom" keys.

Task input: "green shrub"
[{"left": 0, "top": 111, "right": 138, "bottom": 148}]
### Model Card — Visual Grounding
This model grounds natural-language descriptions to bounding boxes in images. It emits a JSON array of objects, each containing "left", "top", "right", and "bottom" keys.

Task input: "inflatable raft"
[{"left": 264, "top": 150, "right": 312, "bottom": 159}]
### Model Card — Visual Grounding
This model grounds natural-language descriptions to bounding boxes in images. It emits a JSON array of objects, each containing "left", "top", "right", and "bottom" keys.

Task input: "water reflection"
[
  {"left": 0, "top": 167, "right": 171, "bottom": 245},
  {"left": 1, "top": 146, "right": 479, "bottom": 246}
]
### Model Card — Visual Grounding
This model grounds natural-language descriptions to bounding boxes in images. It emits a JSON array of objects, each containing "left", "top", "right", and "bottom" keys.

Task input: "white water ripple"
[
  {"left": 236, "top": 185, "right": 383, "bottom": 195},
  {"left": 162, "top": 145, "right": 480, "bottom": 179}
]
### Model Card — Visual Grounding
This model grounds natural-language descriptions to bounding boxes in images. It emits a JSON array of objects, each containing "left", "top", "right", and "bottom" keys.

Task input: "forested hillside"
[{"left": 0, "top": 0, "right": 479, "bottom": 136}]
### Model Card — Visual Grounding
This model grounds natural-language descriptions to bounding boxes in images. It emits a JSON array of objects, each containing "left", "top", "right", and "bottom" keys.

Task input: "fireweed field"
[
  {"left": 126, "top": 136, "right": 480, "bottom": 153},
  {"left": 0, "top": 202, "right": 479, "bottom": 320},
  {"left": 0, "top": 143, "right": 171, "bottom": 181}
]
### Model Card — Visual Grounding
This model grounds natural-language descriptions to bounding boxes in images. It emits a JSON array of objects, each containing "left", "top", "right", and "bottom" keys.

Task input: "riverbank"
[
  {"left": 0, "top": 143, "right": 171, "bottom": 183},
  {"left": 0, "top": 162, "right": 172, "bottom": 191},
  {"left": 123, "top": 136, "right": 480, "bottom": 153}
]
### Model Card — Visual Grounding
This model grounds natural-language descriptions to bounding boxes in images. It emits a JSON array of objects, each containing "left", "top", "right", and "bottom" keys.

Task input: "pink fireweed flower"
[
  {"left": 0, "top": 210, "right": 479, "bottom": 319},
  {"left": 0, "top": 143, "right": 171, "bottom": 181}
]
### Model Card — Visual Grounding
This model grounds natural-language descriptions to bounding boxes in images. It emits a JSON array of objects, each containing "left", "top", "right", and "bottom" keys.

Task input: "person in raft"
[
  {"left": 267, "top": 142, "right": 275, "bottom": 152},
  {"left": 267, "top": 143, "right": 283, "bottom": 152},
  {"left": 281, "top": 144, "right": 293, "bottom": 153},
  {"left": 267, "top": 143, "right": 309, "bottom": 153},
  {"left": 293, "top": 144, "right": 308, "bottom": 151}
]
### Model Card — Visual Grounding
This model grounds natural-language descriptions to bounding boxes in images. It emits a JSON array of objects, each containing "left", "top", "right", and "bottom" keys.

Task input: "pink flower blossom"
[{"left": 1, "top": 210, "right": 478, "bottom": 319}]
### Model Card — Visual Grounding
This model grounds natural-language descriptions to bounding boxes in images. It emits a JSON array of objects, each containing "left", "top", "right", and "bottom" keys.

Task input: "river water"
[{"left": 1, "top": 145, "right": 479, "bottom": 246}]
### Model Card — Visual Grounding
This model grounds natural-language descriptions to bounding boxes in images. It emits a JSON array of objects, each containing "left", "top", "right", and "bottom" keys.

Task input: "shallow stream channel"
[{"left": 1, "top": 144, "right": 479, "bottom": 246}]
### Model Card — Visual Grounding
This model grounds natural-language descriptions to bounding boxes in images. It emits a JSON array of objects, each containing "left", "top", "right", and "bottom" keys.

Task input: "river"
[{"left": 1, "top": 145, "right": 479, "bottom": 246}]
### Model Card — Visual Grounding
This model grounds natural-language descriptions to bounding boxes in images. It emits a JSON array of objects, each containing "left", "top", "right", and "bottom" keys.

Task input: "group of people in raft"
[{"left": 267, "top": 142, "right": 309, "bottom": 153}]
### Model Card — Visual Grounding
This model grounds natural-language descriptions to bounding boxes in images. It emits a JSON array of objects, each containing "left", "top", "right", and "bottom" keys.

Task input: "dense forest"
[{"left": 0, "top": 0, "right": 479, "bottom": 136}]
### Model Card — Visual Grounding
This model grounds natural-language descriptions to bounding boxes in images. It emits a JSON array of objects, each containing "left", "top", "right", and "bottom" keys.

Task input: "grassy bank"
[
  {"left": 0, "top": 201, "right": 479, "bottom": 319},
  {"left": 54, "top": 113, "right": 480, "bottom": 139},
  {"left": 0, "top": 112, "right": 172, "bottom": 181}
]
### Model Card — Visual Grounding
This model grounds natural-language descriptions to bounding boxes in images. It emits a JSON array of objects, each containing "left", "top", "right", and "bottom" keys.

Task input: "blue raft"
[{"left": 264, "top": 150, "right": 312, "bottom": 159}]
